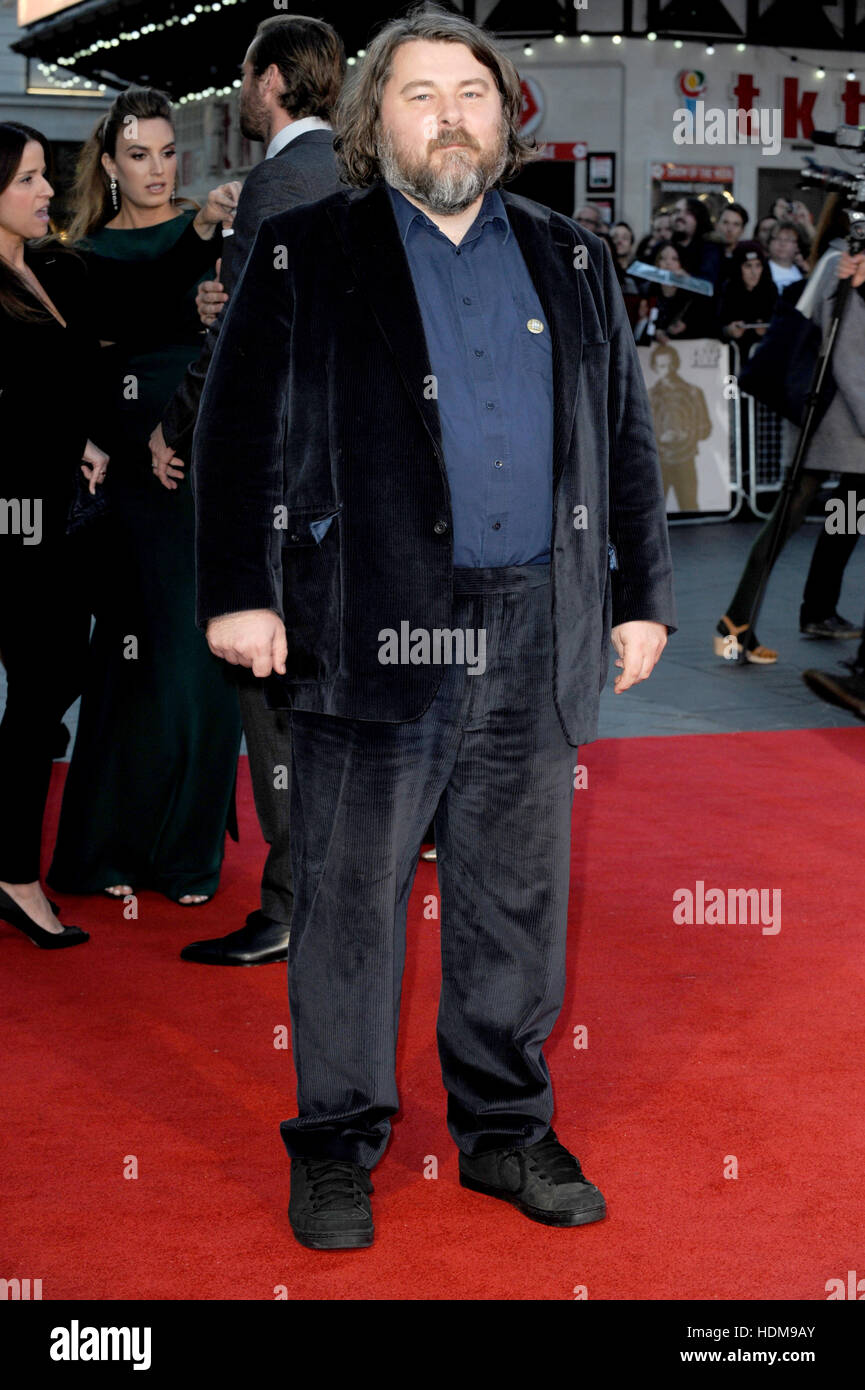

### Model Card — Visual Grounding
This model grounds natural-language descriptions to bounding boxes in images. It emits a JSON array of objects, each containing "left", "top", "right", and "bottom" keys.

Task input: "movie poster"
[{"left": 638, "top": 337, "right": 733, "bottom": 516}]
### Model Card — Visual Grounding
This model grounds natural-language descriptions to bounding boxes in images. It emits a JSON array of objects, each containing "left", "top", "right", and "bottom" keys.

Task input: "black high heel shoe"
[{"left": 0, "top": 885, "right": 89, "bottom": 949}]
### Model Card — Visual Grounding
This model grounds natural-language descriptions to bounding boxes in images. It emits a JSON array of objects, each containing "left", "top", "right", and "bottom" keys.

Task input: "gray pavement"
[
  {"left": 598, "top": 518, "right": 865, "bottom": 738},
  {"left": 3, "top": 517, "right": 864, "bottom": 753}
]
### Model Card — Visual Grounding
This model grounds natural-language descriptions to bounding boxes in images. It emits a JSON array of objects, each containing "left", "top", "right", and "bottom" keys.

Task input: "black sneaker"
[
  {"left": 288, "top": 1157, "right": 374, "bottom": 1249},
  {"left": 800, "top": 612, "right": 862, "bottom": 639},
  {"left": 459, "top": 1127, "right": 606, "bottom": 1227}
]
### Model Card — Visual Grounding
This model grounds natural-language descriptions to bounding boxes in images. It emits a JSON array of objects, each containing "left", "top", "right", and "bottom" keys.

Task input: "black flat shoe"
[
  {"left": 459, "top": 1127, "right": 607, "bottom": 1227},
  {"left": 288, "top": 1156, "right": 374, "bottom": 1250},
  {"left": 800, "top": 612, "right": 863, "bottom": 639},
  {"left": 0, "top": 885, "right": 89, "bottom": 949}
]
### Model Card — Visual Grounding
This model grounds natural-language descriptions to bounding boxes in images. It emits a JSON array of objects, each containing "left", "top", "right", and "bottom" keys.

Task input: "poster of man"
[{"left": 641, "top": 340, "right": 731, "bottom": 515}]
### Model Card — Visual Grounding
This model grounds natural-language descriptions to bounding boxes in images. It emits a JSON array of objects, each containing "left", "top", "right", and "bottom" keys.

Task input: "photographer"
[
  {"left": 715, "top": 244, "right": 865, "bottom": 662},
  {"left": 803, "top": 249, "right": 865, "bottom": 714}
]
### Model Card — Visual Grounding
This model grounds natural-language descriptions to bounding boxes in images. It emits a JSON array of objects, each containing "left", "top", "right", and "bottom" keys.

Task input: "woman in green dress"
[{"left": 47, "top": 86, "right": 243, "bottom": 905}]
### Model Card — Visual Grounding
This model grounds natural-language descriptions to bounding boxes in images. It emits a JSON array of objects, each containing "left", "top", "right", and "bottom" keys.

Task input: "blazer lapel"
[
  {"left": 502, "top": 193, "right": 586, "bottom": 492},
  {"left": 327, "top": 183, "right": 444, "bottom": 457}
]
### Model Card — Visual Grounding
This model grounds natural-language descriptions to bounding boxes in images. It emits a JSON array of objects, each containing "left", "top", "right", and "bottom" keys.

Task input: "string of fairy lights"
[{"left": 34, "top": 12, "right": 861, "bottom": 106}]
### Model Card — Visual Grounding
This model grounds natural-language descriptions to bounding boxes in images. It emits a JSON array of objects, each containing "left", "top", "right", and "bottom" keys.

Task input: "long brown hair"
[
  {"left": 334, "top": 2, "right": 536, "bottom": 189},
  {"left": 0, "top": 121, "right": 78, "bottom": 322},
  {"left": 66, "top": 85, "right": 198, "bottom": 244}
]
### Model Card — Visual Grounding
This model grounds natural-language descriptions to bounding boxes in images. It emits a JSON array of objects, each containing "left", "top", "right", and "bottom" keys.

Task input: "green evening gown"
[{"left": 47, "top": 209, "right": 242, "bottom": 902}]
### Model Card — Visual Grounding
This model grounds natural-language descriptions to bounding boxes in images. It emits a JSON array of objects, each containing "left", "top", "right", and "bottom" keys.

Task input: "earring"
[
  {"left": 170, "top": 184, "right": 176, "bottom": 203},
  {"left": 110, "top": 176, "right": 118, "bottom": 210}
]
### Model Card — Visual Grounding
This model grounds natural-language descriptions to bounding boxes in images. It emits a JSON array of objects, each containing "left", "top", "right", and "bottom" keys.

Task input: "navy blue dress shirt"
[{"left": 386, "top": 182, "right": 554, "bottom": 566}]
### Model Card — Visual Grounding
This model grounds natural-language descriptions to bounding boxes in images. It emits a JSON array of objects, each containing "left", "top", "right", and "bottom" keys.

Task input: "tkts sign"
[{"left": 733, "top": 74, "right": 865, "bottom": 138}]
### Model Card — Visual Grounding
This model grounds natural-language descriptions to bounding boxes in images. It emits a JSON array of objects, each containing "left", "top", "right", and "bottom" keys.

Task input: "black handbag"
[{"left": 737, "top": 294, "right": 835, "bottom": 426}]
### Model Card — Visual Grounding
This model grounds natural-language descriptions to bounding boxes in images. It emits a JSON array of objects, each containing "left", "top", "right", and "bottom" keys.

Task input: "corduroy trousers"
[{"left": 279, "top": 563, "right": 579, "bottom": 1168}]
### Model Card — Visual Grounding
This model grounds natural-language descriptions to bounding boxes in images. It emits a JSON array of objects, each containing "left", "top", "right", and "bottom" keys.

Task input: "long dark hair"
[
  {"left": 334, "top": 2, "right": 536, "bottom": 188},
  {"left": 66, "top": 85, "right": 198, "bottom": 244},
  {"left": 0, "top": 122, "right": 78, "bottom": 322}
]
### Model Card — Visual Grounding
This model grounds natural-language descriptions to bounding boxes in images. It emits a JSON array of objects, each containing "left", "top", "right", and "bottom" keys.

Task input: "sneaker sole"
[
  {"left": 290, "top": 1223, "right": 374, "bottom": 1250},
  {"left": 459, "top": 1173, "right": 607, "bottom": 1227}
]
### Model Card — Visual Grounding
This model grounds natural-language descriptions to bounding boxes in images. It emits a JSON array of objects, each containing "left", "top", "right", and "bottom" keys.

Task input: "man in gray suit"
[{"left": 149, "top": 14, "right": 346, "bottom": 965}]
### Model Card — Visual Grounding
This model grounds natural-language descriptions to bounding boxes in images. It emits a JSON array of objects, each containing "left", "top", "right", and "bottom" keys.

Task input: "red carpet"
[{"left": 2, "top": 728, "right": 864, "bottom": 1300}]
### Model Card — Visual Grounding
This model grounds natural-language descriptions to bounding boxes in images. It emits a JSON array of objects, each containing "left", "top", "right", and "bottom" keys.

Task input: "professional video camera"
[{"left": 799, "top": 124, "right": 865, "bottom": 251}]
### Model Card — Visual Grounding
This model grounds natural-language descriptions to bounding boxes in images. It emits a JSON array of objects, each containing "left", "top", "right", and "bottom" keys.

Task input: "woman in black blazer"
[{"left": 0, "top": 122, "right": 107, "bottom": 948}]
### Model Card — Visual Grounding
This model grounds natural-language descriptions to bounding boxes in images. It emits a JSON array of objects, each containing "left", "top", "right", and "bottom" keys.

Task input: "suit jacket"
[
  {"left": 0, "top": 247, "right": 102, "bottom": 536},
  {"left": 161, "top": 129, "right": 343, "bottom": 455},
  {"left": 192, "top": 181, "right": 677, "bottom": 746}
]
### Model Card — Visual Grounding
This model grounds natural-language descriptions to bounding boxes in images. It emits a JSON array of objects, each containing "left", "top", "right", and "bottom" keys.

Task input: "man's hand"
[
  {"left": 838, "top": 250, "right": 865, "bottom": 288},
  {"left": 149, "top": 421, "right": 186, "bottom": 490},
  {"left": 80, "top": 439, "right": 109, "bottom": 493},
  {"left": 610, "top": 620, "right": 667, "bottom": 693},
  {"left": 206, "top": 610, "right": 288, "bottom": 678},
  {"left": 196, "top": 258, "right": 228, "bottom": 326}
]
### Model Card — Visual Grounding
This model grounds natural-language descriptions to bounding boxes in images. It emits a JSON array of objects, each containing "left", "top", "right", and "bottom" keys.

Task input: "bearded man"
[{"left": 192, "top": 4, "right": 675, "bottom": 1251}]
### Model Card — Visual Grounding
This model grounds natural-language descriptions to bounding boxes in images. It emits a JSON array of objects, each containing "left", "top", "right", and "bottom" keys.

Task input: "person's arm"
[
  {"left": 828, "top": 254, "right": 865, "bottom": 437},
  {"left": 192, "top": 213, "right": 295, "bottom": 629},
  {"left": 160, "top": 319, "right": 217, "bottom": 457},
  {"left": 160, "top": 165, "right": 315, "bottom": 455},
  {"left": 602, "top": 237, "right": 677, "bottom": 637}
]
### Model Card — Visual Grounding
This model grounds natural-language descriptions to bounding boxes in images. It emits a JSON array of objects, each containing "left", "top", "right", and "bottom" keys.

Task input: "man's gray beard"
[{"left": 377, "top": 123, "right": 508, "bottom": 214}]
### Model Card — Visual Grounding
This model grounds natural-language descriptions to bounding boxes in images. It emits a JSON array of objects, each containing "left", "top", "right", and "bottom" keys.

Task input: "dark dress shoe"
[
  {"left": 288, "top": 1157, "right": 374, "bottom": 1250},
  {"left": 180, "top": 910, "right": 290, "bottom": 965},
  {"left": 800, "top": 612, "right": 862, "bottom": 639},
  {"left": 459, "top": 1127, "right": 606, "bottom": 1227},
  {"left": 802, "top": 667, "right": 865, "bottom": 719}
]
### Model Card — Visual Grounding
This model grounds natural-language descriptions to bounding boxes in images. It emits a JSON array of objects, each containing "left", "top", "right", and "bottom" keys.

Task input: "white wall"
[{"left": 496, "top": 33, "right": 865, "bottom": 235}]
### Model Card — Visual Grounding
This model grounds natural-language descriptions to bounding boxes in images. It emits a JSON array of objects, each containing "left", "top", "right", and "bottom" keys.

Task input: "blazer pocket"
[
  {"left": 282, "top": 504, "right": 341, "bottom": 547},
  {"left": 280, "top": 504, "right": 342, "bottom": 681}
]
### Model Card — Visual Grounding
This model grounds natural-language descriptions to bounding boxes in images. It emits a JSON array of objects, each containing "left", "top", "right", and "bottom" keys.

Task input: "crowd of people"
[
  {"left": 577, "top": 191, "right": 842, "bottom": 350},
  {"left": 584, "top": 189, "right": 865, "bottom": 664}
]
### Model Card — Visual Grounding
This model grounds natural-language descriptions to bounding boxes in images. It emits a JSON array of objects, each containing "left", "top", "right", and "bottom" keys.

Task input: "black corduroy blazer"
[{"left": 192, "top": 180, "right": 676, "bottom": 745}]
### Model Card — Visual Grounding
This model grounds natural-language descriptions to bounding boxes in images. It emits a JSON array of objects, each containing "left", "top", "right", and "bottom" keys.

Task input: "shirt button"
[
  {"left": 485, "top": 401, "right": 495, "bottom": 410},
  {"left": 494, "top": 459, "right": 503, "bottom": 468},
  {"left": 433, "top": 520, "right": 449, "bottom": 535},
  {"left": 474, "top": 349, "right": 484, "bottom": 357},
  {"left": 462, "top": 296, "right": 472, "bottom": 305},
  {"left": 492, "top": 521, "right": 502, "bottom": 531}
]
